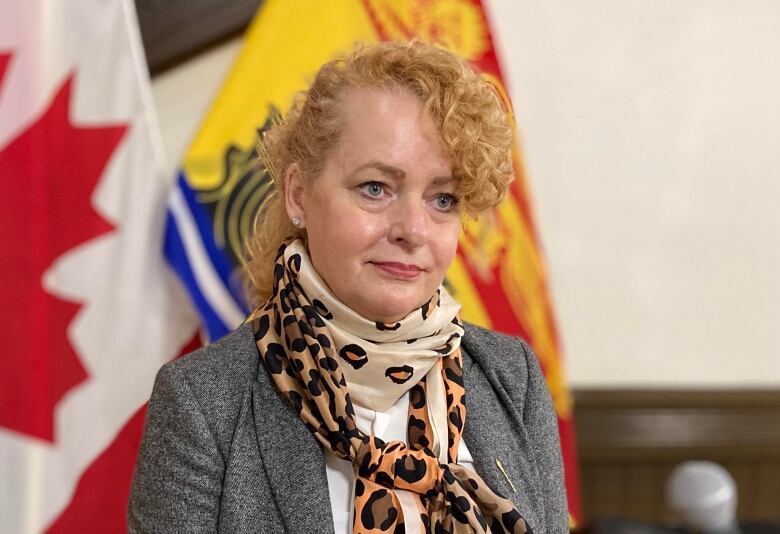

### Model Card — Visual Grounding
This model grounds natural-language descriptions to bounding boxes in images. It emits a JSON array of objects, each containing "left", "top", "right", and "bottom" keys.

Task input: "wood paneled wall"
[{"left": 574, "top": 390, "right": 780, "bottom": 523}]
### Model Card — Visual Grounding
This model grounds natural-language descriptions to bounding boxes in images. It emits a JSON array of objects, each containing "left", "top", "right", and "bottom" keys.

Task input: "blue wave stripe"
[
  {"left": 163, "top": 208, "right": 232, "bottom": 341},
  {"left": 174, "top": 172, "right": 249, "bottom": 312}
]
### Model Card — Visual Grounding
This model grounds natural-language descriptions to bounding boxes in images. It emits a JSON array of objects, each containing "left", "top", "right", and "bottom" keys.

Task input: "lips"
[{"left": 371, "top": 261, "right": 423, "bottom": 280}]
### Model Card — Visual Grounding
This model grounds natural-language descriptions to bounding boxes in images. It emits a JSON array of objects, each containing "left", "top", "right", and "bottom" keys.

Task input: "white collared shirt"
[{"left": 325, "top": 390, "right": 475, "bottom": 533}]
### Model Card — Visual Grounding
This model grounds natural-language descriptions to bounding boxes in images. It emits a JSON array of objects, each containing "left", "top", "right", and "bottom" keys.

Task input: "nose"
[{"left": 388, "top": 197, "right": 428, "bottom": 249}]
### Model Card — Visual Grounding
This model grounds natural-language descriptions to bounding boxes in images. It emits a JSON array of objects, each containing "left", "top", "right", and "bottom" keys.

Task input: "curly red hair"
[{"left": 245, "top": 41, "right": 515, "bottom": 302}]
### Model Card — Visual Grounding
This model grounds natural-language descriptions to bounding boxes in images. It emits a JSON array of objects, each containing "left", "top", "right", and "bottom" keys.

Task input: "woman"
[{"left": 129, "top": 41, "right": 568, "bottom": 533}]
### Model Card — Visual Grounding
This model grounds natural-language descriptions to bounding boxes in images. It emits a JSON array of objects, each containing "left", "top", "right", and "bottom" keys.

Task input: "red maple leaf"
[
  {"left": 0, "top": 52, "right": 127, "bottom": 442},
  {"left": 0, "top": 53, "right": 9, "bottom": 83}
]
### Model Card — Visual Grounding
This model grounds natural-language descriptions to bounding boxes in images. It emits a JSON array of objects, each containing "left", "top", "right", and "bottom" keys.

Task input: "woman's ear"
[{"left": 284, "top": 162, "right": 307, "bottom": 228}]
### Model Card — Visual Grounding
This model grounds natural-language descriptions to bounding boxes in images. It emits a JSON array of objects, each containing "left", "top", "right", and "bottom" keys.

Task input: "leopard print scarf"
[{"left": 249, "top": 240, "right": 529, "bottom": 533}]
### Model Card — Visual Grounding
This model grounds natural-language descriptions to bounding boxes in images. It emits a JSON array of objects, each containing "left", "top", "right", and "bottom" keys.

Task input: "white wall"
[
  {"left": 151, "top": 1, "right": 780, "bottom": 388},
  {"left": 488, "top": 0, "right": 780, "bottom": 387}
]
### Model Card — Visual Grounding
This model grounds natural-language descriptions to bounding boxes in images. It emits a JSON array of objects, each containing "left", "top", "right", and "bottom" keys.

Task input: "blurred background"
[
  {"left": 1, "top": 0, "right": 779, "bottom": 532},
  {"left": 150, "top": 0, "right": 780, "bottom": 521}
]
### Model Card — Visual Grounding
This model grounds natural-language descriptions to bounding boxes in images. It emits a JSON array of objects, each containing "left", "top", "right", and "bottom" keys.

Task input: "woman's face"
[{"left": 287, "top": 87, "right": 462, "bottom": 323}]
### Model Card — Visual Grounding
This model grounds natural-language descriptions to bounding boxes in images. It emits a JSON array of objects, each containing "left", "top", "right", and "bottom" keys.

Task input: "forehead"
[{"left": 331, "top": 86, "right": 452, "bottom": 173}]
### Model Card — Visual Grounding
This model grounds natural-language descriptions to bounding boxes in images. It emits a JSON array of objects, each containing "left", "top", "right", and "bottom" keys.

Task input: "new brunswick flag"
[{"left": 165, "top": 0, "right": 582, "bottom": 525}]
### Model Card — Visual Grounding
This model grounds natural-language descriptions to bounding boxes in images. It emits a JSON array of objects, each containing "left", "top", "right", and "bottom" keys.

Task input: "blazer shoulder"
[
  {"left": 461, "top": 321, "right": 538, "bottom": 410},
  {"left": 462, "top": 321, "right": 534, "bottom": 370},
  {"left": 155, "top": 323, "right": 259, "bottom": 451},
  {"left": 162, "top": 322, "right": 258, "bottom": 385}
]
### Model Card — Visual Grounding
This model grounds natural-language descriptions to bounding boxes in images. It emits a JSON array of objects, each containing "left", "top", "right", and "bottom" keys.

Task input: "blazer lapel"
[
  {"left": 460, "top": 346, "right": 518, "bottom": 498},
  {"left": 460, "top": 344, "right": 545, "bottom": 532},
  {"left": 252, "top": 366, "right": 335, "bottom": 533}
]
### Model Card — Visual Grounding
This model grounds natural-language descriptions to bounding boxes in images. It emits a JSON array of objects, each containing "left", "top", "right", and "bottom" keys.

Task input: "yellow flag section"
[
  {"left": 183, "top": 1, "right": 376, "bottom": 189},
  {"left": 176, "top": 0, "right": 581, "bottom": 524}
]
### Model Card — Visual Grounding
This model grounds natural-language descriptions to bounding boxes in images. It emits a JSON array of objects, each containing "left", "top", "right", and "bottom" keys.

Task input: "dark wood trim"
[
  {"left": 575, "top": 389, "right": 780, "bottom": 408},
  {"left": 574, "top": 389, "right": 780, "bottom": 456},
  {"left": 135, "top": 0, "right": 261, "bottom": 75}
]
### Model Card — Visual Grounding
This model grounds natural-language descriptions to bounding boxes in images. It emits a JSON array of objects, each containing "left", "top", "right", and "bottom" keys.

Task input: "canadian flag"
[{"left": 0, "top": 1, "right": 199, "bottom": 532}]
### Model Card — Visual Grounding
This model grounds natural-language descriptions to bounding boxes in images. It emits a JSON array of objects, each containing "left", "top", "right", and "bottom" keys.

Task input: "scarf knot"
[{"left": 355, "top": 437, "right": 444, "bottom": 495}]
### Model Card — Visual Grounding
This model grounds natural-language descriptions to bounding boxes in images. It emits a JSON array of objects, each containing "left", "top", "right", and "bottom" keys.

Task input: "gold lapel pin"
[{"left": 495, "top": 458, "right": 517, "bottom": 493}]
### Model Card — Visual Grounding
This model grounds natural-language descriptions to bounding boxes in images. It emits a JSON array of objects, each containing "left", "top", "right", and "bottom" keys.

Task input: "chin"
[{"left": 362, "top": 295, "right": 425, "bottom": 323}]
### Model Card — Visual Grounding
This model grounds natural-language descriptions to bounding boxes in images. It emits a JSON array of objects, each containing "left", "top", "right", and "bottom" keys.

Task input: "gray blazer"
[{"left": 128, "top": 322, "right": 568, "bottom": 533}]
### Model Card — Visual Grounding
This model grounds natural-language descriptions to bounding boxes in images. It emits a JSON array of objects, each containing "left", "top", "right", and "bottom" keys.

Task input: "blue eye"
[
  {"left": 361, "top": 182, "right": 385, "bottom": 198},
  {"left": 435, "top": 194, "right": 458, "bottom": 211}
]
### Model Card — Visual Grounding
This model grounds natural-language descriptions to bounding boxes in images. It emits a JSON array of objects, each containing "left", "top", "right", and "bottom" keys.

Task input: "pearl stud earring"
[{"left": 291, "top": 216, "right": 302, "bottom": 228}]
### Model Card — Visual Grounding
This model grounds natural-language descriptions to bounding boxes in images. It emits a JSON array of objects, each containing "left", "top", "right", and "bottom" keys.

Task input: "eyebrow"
[{"left": 347, "top": 160, "right": 454, "bottom": 184}]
